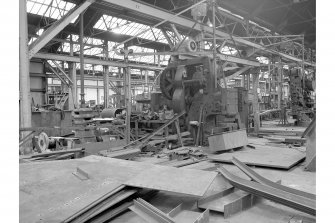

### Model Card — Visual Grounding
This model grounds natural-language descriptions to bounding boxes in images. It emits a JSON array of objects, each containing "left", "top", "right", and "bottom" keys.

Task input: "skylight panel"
[
  {"left": 94, "top": 15, "right": 168, "bottom": 44},
  {"left": 27, "top": 0, "right": 76, "bottom": 22}
]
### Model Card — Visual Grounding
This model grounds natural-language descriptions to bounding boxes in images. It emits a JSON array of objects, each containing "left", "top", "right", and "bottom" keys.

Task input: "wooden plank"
[
  {"left": 209, "top": 145, "right": 305, "bottom": 169},
  {"left": 208, "top": 129, "right": 248, "bottom": 152},
  {"left": 125, "top": 166, "right": 217, "bottom": 197}
]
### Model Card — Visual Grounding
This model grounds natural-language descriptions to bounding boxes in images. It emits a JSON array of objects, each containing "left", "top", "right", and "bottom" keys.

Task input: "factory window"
[
  {"left": 94, "top": 15, "right": 168, "bottom": 44},
  {"left": 26, "top": 0, "right": 78, "bottom": 22}
]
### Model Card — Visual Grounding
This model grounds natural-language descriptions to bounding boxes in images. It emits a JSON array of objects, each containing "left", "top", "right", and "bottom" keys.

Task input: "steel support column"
[
  {"left": 278, "top": 58, "right": 283, "bottom": 109},
  {"left": 68, "top": 35, "right": 77, "bottom": 109},
  {"left": 252, "top": 71, "right": 260, "bottom": 134},
  {"left": 212, "top": 0, "right": 217, "bottom": 88},
  {"left": 28, "top": 0, "right": 95, "bottom": 59},
  {"left": 124, "top": 49, "right": 131, "bottom": 143},
  {"left": 103, "top": 40, "right": 109, "bottom": 108},
  {"left": 79, "top": 13, "right": 85, "bottom": 107},
  {"left": 19, "top": 0, "right": 32, "bottom": 134}
]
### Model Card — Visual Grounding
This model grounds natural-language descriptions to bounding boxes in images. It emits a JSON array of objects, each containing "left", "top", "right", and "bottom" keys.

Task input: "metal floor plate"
[
  {"left": 209, "top": 146, "right": 305, "bottom": 169},
  {"left": 124, "top": 165, "right": 217, "bottom": 197}
]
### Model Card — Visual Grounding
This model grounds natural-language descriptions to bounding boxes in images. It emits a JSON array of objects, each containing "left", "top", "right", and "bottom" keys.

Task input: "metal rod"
[
  {"left": 79, "top": 13, "right": 85, "bottom": 107},
  {"left": 19, "top": 0, "right": 32, "bottom": 136}
]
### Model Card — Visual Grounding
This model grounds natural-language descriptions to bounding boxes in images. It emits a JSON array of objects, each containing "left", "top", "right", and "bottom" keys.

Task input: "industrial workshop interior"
[{"left": 13, "top": 0, "right": 325, "bottom": 222}]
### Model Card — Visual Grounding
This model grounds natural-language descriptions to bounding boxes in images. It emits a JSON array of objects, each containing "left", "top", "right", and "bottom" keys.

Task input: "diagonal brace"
[
  {"left": 46, "top": 62, "right": 70, "bottom": 87},
  {"left": 28, "top": 0, "right": 95, "bottom": 59},
  {"left": 226, "top": 66, "right": 251, "bottom": 80},
  {"left": 51, "top": 60, "right": 73, "bottom": 85}
]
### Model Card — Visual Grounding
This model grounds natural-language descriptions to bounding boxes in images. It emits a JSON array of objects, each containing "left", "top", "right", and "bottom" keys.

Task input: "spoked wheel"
[{"left": 160, "top": 67, "right": 176, "bottom": 100}]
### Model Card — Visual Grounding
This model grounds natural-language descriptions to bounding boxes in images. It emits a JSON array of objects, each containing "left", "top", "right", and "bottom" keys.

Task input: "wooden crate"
[{"left": 208, "top": 129, "right": 247, "bottom": 152}]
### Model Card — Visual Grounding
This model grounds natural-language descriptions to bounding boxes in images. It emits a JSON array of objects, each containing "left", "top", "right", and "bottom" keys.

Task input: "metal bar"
[
  {"left": 46, "top": 62, "right": 70, "bottom": 86},
  {"left": 232, "top": 35, "right": 302, "bottom": 39},
  {"left": 170, "top": 24, "right": 182, "bottom": 42},
  {"left": 28, "top": 0, "right": 95, "bottom": 59},
  {"left": 226, "top": 66, "right": 251, "bottom": 81},
  {"left": 217, "top": 167, "right": 316, "bottom": 216},
  {"left": 161, "top": 29, "right": 174, "bottom": 48},
  {"left": 104, "top": 0, "right": 314, "bottom": 66},
  {"left": 231, "top": 157, "right": 316, "bottom": 200},
  {"left": 33, "top": 52, "right": 164, "bottom": 70},
  {"left": 30, "top": 148, "right": 85, "bottom": 158},
  {"left": 51, "top": 61, "right": 73, "bottom": 85},
  {"left": 128, "top": 51, "right": 261, "bottom": 67},
  {"left": 174, "top": 119, "right": 183, "bottom": 147},
  {"left": 130, "top": 198, "right": 175, "bottom": 223},
  {"left": 19, "top": 0, "right": 32, "bottom": 134}
]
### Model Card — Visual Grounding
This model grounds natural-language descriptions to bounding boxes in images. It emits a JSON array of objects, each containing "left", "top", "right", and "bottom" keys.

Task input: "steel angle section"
[
  {"left": 130, "top": 198, "right": 175, "bottom": 223},
  {"left": 217, "top": 167, "right": 316, "bottom": 216},
  {"left": 231, "top": 157, "right": 316, "bottom": 200}
]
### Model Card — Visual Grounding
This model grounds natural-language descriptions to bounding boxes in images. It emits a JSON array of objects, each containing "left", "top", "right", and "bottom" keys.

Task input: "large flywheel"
[{"left": 159, "top": 67, "right": 176, "bottom": 100}]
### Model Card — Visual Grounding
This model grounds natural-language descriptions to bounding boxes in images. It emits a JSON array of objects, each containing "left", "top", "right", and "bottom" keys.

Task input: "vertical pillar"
[
  {"left": 278, "top": 58, "right": 283, "bottom": 109},
  {"left": 241, "top": 74, "right": 245, "bottom": 88},
  {"left": 68, "top": 35, "right": 77, "bottom": 109},
  {"left": 19, "top": 0, "right": 31, "bottom": 133},
  {"left": 103, "top": 40, "right": 109, "bottom": 108},
  {"left": 212, "top": 0, "right": 217, "bottom": 88},
  {"left": 79, "top": 13, "right": 85, "bottom": 107},
  {"left": 247, "top": 73, "right": 250, "bottom": 90},
  {"left": 124, "top": 47, "right": 131, "bottom": 143},
  {"left": 268, "top": 60, "right": 271, "bottom": 96},
  {"left": 92, "top": 65, "right": 99, "bottom": 105},
  {"left": 302, "top": 36, "right": 305, "bottom": 95},
  {"left": 252, "top": 71, "right": 260, "bottom": 134}
]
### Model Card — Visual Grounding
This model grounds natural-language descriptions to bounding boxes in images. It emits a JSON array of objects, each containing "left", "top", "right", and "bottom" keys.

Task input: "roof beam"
[
  {"left": 226, "top": 66, "right": 251, "bottom": 81},
  {"left": 33, "top": 52, "right": 164, "bottom": 70},
  {"left": 27, "top": 13, "right": 170, "bottom": 51},
  {"left": 28, "top": 0, "right": 96, "bottom": 59},
  {"left": 102, "top": 0, "right": 314, "bottom": 66}
]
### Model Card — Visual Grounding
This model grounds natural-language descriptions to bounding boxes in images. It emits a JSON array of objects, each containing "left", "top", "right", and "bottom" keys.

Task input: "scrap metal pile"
[{"left": 20, "top": 154, "right": 315, "bottom": 223}]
